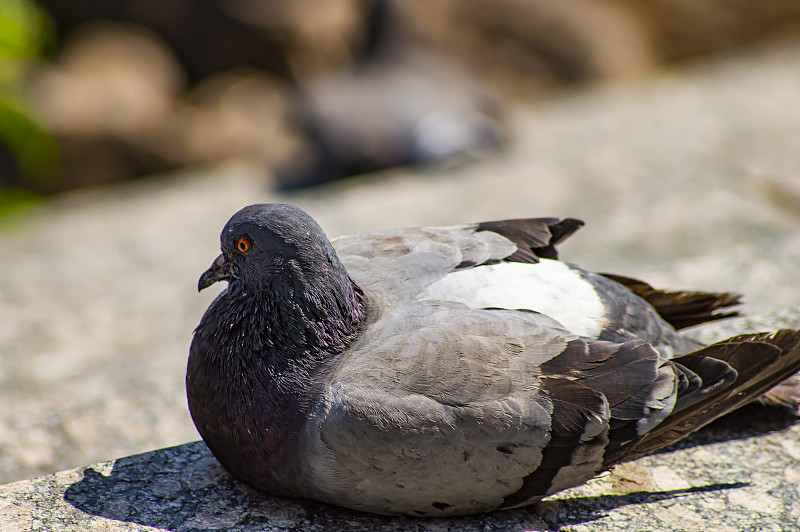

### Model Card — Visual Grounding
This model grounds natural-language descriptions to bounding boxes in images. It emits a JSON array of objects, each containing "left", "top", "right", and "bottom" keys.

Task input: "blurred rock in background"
[
  {"left": 28, "top": 23, "right": 184, "bottom": 189},
  {"left": 619, "top": 0, "right": 800, "bottom": 61},
  {"left": 169, "top": 69, "right": 303, "bottom": 171},
  {"left": 401, "top": 0, "right": 800, "bottom": 97},
  {"left": 400, "top": 0, "right": 658, "bottom": 98},
  {"left": 31, "top": 0, "right": 300, "bottom": 82},
  {"left": 4, "top": 0, "right": 800, "bottom": 191}
]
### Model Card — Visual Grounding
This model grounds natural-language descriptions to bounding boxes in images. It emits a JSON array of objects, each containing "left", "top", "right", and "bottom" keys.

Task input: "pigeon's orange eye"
[{"left": 236, "top": 238, "right": 251, "bottom": 253}]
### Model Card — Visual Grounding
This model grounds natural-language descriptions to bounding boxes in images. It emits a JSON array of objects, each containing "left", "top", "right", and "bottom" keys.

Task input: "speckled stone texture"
[{"left": 2, "top": 38, "right": 800, "bottom": 532}]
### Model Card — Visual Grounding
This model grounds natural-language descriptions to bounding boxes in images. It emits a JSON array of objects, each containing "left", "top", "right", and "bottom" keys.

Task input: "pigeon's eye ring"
[{"left": 236, "top": 238, "right": 251, "bottom": 253}]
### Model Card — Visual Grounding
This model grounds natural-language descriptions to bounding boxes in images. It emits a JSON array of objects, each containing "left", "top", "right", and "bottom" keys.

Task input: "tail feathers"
[
  {"left": 606, "top": 329, "right": 800, "bottom": 466},
  {"left": 600, "top": 273, "right": 742, "bottom": 330}
]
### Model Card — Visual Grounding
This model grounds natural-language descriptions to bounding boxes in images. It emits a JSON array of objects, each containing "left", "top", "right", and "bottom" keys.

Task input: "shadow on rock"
[
  {"left": 63, "top": 440, "right": 757, "bottom": 532},
  {"left": 538, "top": 482, "right": 748, "bottom": 529},
  {"left": 62, "top": 441, "right": 549, "bottom": 532}
]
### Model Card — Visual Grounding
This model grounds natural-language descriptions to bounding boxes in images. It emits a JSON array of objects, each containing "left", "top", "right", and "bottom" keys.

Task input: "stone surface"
[{"left": 2, "top": 37, "right": 800, "bottom": 531}]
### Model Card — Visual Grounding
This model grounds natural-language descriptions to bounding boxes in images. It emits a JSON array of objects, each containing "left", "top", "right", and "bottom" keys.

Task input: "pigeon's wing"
[
  {"left": 333, "top": 218, "right": 697, "bottom": 355},
  {"left": 301, "top": 300, "right": 737, "bottom": 517},
  {"left": 331, "top": 217, "right": 582, "bottom": 298}
]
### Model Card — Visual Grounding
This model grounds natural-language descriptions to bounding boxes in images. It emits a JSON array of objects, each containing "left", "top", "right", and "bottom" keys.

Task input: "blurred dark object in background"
[
  {"left": 33, "top": 0, "right": 296, "bottom": 83},
  {"left": 20, "top": 0, "right": 509, "bottom": 192},
  {"left": 274, "top": 0, "right": 507, "bottom": 189},
  {"left": 276, "top": 49, "right": 507, "bottom": 189},
  {"left": 5, "top": 0, "right": 800, "bottom": 193}
]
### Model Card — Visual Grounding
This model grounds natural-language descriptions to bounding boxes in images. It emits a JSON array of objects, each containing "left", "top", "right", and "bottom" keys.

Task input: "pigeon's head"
[{"left": 198, "top": 203, "right": 341, "bottom": 292}]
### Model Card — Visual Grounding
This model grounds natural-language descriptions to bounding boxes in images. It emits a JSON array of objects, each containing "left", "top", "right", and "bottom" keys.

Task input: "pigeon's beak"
[{"left": 198, "top": 253, "right": 231, "bottom": 291}]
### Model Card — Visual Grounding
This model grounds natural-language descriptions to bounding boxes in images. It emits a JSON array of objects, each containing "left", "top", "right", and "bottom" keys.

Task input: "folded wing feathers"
[
  {"left": 610, "top": 330, "right": 800, "bottom": 463},
  {"left": 531, "top": 330, "right": 800, "bottom": 477},
  {"left": 668, "top": 355, "right": 738, "bottom": 412},
  {"left": 540, "top": 339, "right": 661, "bottom": 414},
  {"left": 499, "top": 377, "right": 609, "bottom": 508}
]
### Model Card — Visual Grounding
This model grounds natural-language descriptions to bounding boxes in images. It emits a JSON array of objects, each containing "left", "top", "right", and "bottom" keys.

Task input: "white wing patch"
[{"left": 420, "top": 260, "right": 606, "bottom": 338}]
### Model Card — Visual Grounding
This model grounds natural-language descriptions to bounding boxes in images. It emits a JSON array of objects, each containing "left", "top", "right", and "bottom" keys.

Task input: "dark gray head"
[
  {"left": 198, "top": 203, "right": 345, "bottom": 292},
  {"left": 189, "top": 205, "right": 367, "bottom": 491}
]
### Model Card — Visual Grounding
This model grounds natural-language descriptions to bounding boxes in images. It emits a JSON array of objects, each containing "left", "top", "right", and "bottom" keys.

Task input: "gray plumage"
[{"left": 188, "top": 203, "right": 800, "bottom": 517}]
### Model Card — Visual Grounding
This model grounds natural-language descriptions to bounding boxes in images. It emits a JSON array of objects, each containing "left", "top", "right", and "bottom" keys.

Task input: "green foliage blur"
[{"left": 0, "top": 0, "right": 58, "bottom": 212}]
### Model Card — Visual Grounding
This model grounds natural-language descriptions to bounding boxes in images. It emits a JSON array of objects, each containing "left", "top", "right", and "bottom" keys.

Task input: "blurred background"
[{"left": 1, "top": 0, "right": 800, "bottom": 484}]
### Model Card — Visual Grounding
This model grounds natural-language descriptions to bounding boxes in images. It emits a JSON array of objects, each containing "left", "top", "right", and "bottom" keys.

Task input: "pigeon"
[{"left": 188, "top": 203, "right": 800, "bottom": 517}]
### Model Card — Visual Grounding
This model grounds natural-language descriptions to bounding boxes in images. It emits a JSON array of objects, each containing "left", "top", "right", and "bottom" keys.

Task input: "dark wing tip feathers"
[
  {"left": 519, "top": 330, "right": 800, "bottom": 501},
  {"left": 611, "top": 329, "right": 800, "bottom": 464},
  {"left": 475, "top": 217, "right": 584, "bottom": 263},
  {"left": 600, "top": 273, "right": 743, "bottom": 330}
]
